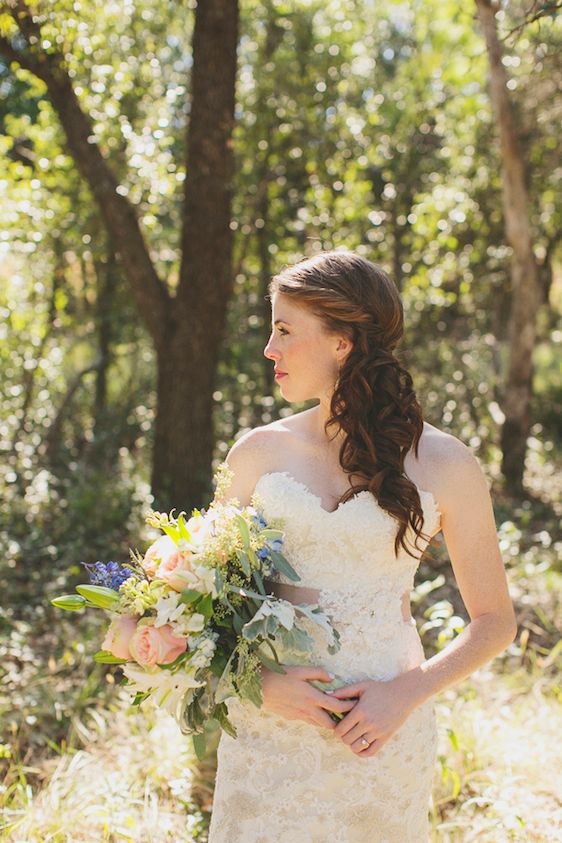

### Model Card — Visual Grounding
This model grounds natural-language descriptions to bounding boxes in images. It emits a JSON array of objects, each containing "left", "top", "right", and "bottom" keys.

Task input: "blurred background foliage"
[{"left": 0, "top": 0, "right": 560, "bottom": 840}]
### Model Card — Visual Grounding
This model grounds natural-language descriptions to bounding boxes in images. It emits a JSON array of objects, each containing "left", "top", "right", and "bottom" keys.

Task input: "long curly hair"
[{"left": 267, "top": 250, "right": 432, "bottom": 560}]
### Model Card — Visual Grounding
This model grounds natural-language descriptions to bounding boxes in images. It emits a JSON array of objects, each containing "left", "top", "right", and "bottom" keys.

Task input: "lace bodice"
[
  {"left": 251, "top": 471, "right": 441, "bottom": 681},
  {"left": 253, "top": 470, "right": 441, "bottom": 581},
  {"left": 208, "top": 470, "right": 440, "bottom": 842}
]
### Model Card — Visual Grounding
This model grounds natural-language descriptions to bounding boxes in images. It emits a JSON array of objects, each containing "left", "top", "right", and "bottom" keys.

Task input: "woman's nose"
[{"left": 264, "top": 337, "right": 279, "bottom": 360}]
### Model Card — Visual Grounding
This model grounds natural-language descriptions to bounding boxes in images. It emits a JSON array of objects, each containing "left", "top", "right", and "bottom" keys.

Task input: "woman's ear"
[{"left": 335, "top": 334, "right": 353, "bottom": 367}]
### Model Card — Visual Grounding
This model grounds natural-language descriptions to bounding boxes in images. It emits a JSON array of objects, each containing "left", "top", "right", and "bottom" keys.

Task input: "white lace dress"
[{"left": 207, "top": 471, "right": 441, "bottom": 843}]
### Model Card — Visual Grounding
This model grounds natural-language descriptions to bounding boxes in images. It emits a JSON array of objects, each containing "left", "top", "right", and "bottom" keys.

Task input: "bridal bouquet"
[{"left": 51, "top": 462, "right": 342, "bottom": 756}]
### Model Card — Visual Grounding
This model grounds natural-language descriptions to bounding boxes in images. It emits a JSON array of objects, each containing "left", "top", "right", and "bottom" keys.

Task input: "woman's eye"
[{"left": 278, "top": 327, "right": 288, "bottom": 336}]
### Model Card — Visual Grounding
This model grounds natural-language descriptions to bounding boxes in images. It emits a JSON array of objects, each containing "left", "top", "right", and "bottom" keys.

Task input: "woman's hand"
[
  {"left": 328, "top": 672, "right": 421, "bottom": 757},
  {"left": 260, "top": 664, "right": 358, "bottom": 731}
]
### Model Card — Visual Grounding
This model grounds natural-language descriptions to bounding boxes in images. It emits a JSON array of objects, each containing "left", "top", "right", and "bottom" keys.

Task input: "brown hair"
[{"left": 267, "top": 249, "right": 432, "bottom": 560}]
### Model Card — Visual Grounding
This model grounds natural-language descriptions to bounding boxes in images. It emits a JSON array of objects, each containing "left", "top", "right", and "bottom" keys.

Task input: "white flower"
[
  {"left": 185, "top": 511, "right": 216, "bottom": 546},
  {"left": 173, "top": 562, "right": 218, "bottom": 598},
  {"left": 171, "top": 612, "right": 206, "bottom": 636},
  {"left": 122, "top": 663, "right": 205, "bottom": 719},
  {"left": 184, "top": 631, "right": 218, "bottom": 670},
  {"left": 154, "top": 592, "right": 185, "bottom": 628}
]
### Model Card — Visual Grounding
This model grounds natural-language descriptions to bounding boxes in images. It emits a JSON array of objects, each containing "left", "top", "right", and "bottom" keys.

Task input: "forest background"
[{"left": 0, "top": 0, "right": 560, "bottom": 840}]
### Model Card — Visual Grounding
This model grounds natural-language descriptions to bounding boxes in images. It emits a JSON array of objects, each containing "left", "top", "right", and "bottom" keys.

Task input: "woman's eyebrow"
[{"left": 273, "top": 319, "right": 291, "bottom": 325}]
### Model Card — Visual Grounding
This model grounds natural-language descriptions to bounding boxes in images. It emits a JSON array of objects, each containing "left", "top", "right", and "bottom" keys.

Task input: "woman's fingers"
[
  {"left": 290, "top": 664, "right": 334, "bottom": 682},
  {"left": 311, "top": 708, "right": 339, "bottom": 729},
  {"left": 318, "top": 694, "right": 357, "bottom": 714},
  {"left": 356, "top": 734, "right": 390, "bottom": 757},
  {"left": 330, "top": 682, "right": 367, "bottom": 698},
  {"left": 340, "top": 721, "right": 375, "bottom": 746},
  {"left": 333, "top": 709, "right": 363, "bottom": 739}
]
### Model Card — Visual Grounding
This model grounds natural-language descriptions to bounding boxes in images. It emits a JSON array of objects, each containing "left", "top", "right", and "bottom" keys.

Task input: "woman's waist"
[
  {"left": 265, "top": 614, "right": 425, "bottom": 680},
  {"left": 263, "top": 578, "right": 415, "bottom": 625}
]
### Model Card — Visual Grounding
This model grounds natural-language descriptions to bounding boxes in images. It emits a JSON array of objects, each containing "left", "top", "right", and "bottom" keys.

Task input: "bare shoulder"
[
  {"left": 420, "top": 422, "right": 491, "bottom": 515},
  {"left": 216, "top": 420, "right": 289, "bottom": 507}
]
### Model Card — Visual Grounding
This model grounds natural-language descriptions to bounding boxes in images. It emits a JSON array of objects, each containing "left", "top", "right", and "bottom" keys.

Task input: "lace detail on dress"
[{"left": 207, "top": 471, "right": 440, "bottom": 843}]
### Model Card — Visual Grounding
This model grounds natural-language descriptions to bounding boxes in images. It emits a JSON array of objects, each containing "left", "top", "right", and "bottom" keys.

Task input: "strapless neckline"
[{"left": 254, "top": 470, "right": 441, "bottom": 521}]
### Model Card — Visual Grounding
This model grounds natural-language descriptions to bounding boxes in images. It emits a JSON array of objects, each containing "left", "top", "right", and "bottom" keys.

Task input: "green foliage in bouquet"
[{"left": 50, "top": 461, "right": 343, "bottom": 759}]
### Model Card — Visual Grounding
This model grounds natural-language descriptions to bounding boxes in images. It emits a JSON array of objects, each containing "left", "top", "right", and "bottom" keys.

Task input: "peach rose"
[
  {"left": 155, "top": 547, "right": 196, "bottom": 592},
  {"left": 141, "top": 535, "right": 177, "bottom": 578},
  {"left": 102, "top": 616, "right": 138, "bottom": 660},
  {"left": 128, "top": 621, "right": 187, "bottom": 666}
]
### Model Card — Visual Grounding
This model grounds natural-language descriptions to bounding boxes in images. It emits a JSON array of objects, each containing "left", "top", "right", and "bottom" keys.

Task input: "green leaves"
[
  {"left": 93, "top": 650, "right": 128, "bottom": 664},
  {"left": 225, "top": 583, "right": 268, "bottom": 602},
  {"left": 192, "top": 733, "right": 207, "bottom": 761},
  {"left": 212, "top": 702, "right": 237, "bottom": 738},
  {"left": 214, "top": 651, "right": 238, "bottom": 705},
  {"left": 235, "top": 512, "right": 250, "bottom": 550},
  {"left": 51, "top": 585, "right": 121, "bottom": 611},
  {"left": 50, "top": 594, "right": 87, "bottom": 611},
  {"left": 255, "top": 649, "right": 287, "bottom": 674},
  {"left": 176, "top": 513, "right": 192, "bottom": 542},
  {"left": 75, "top": 584, "right": 120, "bottom": 609},
  {"left": 236, "top": 549, "right": 252, "bottom": 577},
  {"left": 179, "top": 588, "right": 203, "bottom": 606},
  {"left": 268, "top": 549, "right": 300, "bottom": 582},
  {"left": 178, "top": 587, "right": 213, "bottom": 621}
]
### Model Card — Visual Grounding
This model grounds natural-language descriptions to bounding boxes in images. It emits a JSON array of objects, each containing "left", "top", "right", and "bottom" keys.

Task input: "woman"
[{"left": 207, "top": 250, "right": 517, "bottom": 842}]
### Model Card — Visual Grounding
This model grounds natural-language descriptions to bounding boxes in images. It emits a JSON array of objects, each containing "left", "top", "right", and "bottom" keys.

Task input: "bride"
[{"left": 207, "top": 250, "right": 517, "bottom": 842}]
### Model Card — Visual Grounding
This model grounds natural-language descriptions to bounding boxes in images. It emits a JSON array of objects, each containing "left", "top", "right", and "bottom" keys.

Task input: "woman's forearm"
[{"left": 399, "top": 613, "right": 517, "bottom": 707}]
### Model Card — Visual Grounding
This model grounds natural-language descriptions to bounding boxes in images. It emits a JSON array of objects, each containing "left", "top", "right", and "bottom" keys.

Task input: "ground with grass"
[{"left": 2, "top": 453, "right": 560, "bottom": 842}]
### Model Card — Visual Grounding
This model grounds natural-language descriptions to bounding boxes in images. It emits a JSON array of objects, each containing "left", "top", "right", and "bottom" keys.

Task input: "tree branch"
[{"left": 0, "top": 2, "right": 172, "bottom": 351}]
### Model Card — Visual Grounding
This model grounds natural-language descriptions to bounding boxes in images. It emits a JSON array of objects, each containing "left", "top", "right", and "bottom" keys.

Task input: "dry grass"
[
  {"left": 2, "top": 663, "right": 561, "bottom": 842},
  {"left": 1, "top": 697, "right": 205, "bottom": 842},
  {"left": 431, "top": 665, "right": 562, "bottom": 842}
]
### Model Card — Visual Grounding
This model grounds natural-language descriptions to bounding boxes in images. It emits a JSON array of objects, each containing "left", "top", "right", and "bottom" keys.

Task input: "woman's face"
[{"left": 263, "top": 293, "right": 350, "bottom": 402}]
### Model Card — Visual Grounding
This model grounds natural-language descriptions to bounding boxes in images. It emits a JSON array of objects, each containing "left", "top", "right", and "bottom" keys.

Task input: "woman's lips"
[{"left": 274, "top": 372, "right": 287, "bottom": 380}]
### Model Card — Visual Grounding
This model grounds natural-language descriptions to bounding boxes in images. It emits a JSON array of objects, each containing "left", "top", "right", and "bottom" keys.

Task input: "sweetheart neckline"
[{"left": 254, "top": 470, "right": 441, "bottom": 521}]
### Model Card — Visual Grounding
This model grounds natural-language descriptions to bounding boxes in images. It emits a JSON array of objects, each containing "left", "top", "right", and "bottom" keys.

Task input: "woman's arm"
[
  {"left": 402, "top": 438, "right": 517, "bottom": 705},
  {"left": 331, "top": 437, "right": 518, "bottom": 756}
]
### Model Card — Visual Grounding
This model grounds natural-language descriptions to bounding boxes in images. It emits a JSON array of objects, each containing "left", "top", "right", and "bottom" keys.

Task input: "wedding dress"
[{"left": 207, "top": 471, "right": 441, "bottom": 843}]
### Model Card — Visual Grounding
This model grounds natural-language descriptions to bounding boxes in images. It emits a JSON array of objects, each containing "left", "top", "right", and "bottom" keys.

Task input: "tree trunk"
[
  {"left": 156, "top": 0, "right": 239, "bottom": 511},
  {"left": 151, "top": 324, "right": 222, "bottom": 511},
  {"left": 92, "top": 239, "right": 117, "bottom": 444},
  {"left": 1, "top": 0, "right": 239, "bottom": 510},
  {"left": 475, "top": 0, "right": 542, "bottom": 492}
]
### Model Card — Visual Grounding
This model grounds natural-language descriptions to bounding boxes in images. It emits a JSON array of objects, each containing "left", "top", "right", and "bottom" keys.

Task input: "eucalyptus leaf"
[
  {"left": 225, "top": 583, "right": 268, "bottom": 602},
  {"left": 269, "top": 549, "right": 300, "bottom": 582},
  {"left": 256, "top": 650, "right": 287, "bottom": 674},
  {"left": 236, "top": 549, "right": 251, "bottom": 576},
  {"left": 192, "top": 733, "right": 207, "bottom": 760},
  {"left": 215, "top": 650, "right": 238, "bottom": 704},
  {"left": 232, "top": 612, "right": 244, "bottom": 635},
  {"left": 279, "top": 625, "right": 314, "bottom": 653},
  {"left": 252, "top": 569, "right": 266, "bottom": 594},
  {"left": 259, "top": 528, "right": 284, "bottom": 540},
  {"left": 213, "top": 702, "right": 238, "bottom": 738}
]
